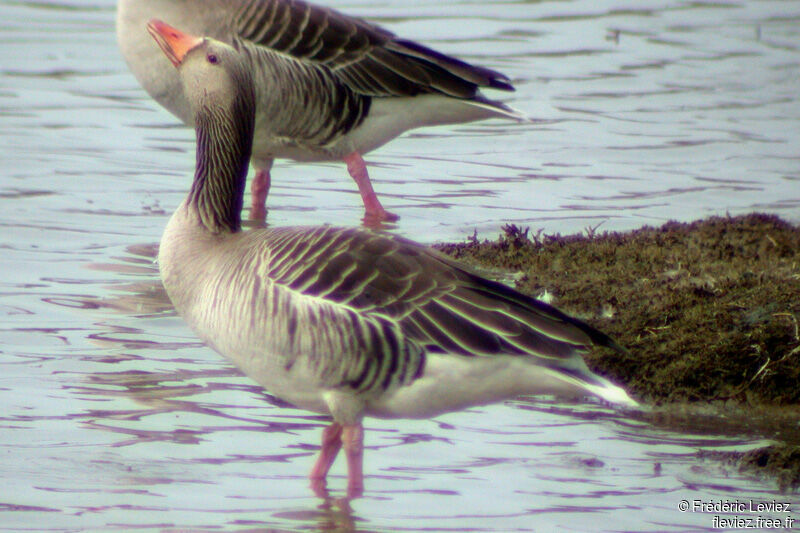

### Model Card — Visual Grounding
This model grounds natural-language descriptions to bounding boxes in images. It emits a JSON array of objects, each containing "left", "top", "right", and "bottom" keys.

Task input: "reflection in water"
[{"left": 10, "top": 243, "right": 794, "bottom": 531}]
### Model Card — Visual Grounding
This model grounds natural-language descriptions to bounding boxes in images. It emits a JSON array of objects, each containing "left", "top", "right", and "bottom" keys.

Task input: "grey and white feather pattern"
[
  {"left": 229, "top": 0, "right": 514, "bottom": 97},
  {"left": 119, "top": 0, "right": 527, "bottom": 224},
  {"left": 149, "top": 22, "right": 634, "bottom": 495},
  {"left": 228, "top": 225, "right": 622, "bottom": 385},
  {"left": 187, "top": 228, "right": 425, "bottom": 396},
  {"left": 234, "top": 38, "right": 371, "bottom": 150},
  {"left": 118, "top": 0, "right": 521, "bottom": 152}
]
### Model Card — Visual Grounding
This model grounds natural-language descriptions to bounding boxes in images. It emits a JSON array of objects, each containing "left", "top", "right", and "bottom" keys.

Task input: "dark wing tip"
[
  {"left": 488, "top": 77, "right": 515, "bottom": 92},
  {"left": 461, "top": 269, "right": 628, "bottom": 355},
  {"left": 392, "top": 38, "right": 516, "bottom": 92}
]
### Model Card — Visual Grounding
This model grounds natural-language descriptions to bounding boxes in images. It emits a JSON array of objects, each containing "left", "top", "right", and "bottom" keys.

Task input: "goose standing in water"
[
  {"left": 148, "top": 20, "right": 635, "bottom": 498},
  {"left": 119, "top": 0, "right": 525, "bottom": 223}
]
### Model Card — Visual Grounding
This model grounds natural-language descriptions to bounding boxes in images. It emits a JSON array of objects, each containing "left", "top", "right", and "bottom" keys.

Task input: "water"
[{"left": 1, "top": 0, "right": 799, "bottom": 531}]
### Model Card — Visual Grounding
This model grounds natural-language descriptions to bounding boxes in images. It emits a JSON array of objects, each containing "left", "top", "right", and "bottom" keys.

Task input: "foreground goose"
[
  {"left": 148, "top": 20, "right": 635, "bottom": 498},
  {"left": 119, "top": 0, "right": 525, "bottom": 223}
]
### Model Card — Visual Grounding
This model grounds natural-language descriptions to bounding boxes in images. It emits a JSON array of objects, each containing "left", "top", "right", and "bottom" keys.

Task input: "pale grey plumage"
[
  {"left": 149, "top": 22, "right": 634, "bottom": 496},
  {"left": 119, "top": 0, "right": 521, "bottom": 152},
  {"left": 228, "top": 0, "right": 514, "bottom": 95},
  {"left": 175, "top": 226, "right": 426, "bottom": 395},
  {"left": 118, "top": 0, "right": 525, "bottom": 221},
  {"left": 150, "top": 26, "right": 632, "bottom": 409},
  {"left": 234, "top": 40, "right": 371, "bottom": 150}
]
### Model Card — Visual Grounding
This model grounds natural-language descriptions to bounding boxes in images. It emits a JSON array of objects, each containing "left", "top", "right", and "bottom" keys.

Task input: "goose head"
[
  {"left": 146, "top": 19, "right": 256, "bottom": 234},
  {"left": 146, "top": 19, "right": 255, "bottom": 129}
]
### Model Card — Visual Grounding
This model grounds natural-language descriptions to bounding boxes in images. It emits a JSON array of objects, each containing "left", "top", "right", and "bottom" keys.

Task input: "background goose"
[
  {"left": 148, "top": 20, "right": 634, "bottom": 498},
  {"left": 119, "top": 0, "right": 525, "bottom": 223}
]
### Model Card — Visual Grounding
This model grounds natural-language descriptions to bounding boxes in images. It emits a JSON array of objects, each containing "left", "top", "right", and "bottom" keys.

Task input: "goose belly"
[
  {"left": 249, "top": 95, "right": 502, "bottom": 163},
  {"left": 335, "top": 95, "right": 502, "bottom": 157},
  {"left": 178, "top": 290, "right": 337, "bottom": 416},
  {"left": 208, "top": 335, "right": 335, "bottom": 416},
  {"left": 158, "top": 227, "right": 332, "bottom": 416},
  {"left": 366, "top": 353, "right": 592, "bottom": 419}
]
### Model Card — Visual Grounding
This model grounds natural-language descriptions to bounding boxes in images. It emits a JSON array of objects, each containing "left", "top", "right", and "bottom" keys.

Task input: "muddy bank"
[{"left": 434, "top": 213, "right": 800, "bottom": 490}]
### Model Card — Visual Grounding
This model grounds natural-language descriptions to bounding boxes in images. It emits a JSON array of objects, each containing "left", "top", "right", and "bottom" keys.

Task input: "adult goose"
[
  {"left": 148, "top": 20, "right": 635, "bottom": 498},
  {"left": 118, "top": 0, "right": 525, "bottom": 223}
]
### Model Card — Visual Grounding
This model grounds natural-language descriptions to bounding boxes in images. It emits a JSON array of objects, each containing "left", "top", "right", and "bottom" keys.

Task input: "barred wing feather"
[
  {"left": 269, "top": 290, "right": 425, "bottom": 393},
  {"left": 258, "top": 226, "right": 621, "bottom": 364},
  {"left": 231, "top": 0, "right": 514, "bottom": 98}
]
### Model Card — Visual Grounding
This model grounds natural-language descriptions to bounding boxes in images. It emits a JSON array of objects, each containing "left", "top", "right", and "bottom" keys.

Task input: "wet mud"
[{"left": 435, "top": 213, "right": 800, "bottom": 490}]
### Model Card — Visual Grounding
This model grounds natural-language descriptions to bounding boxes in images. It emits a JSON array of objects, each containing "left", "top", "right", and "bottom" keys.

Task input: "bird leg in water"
[
  {"left": 342, "top": 423, "right": 365, "bottom": 498},
  {"left": 250, "top": 167, "right": 271, "bottom": 221},
  {"left": 343, "top": 152, "right": 398, "bottom": 223},
  {"left": 310, "top": 422, "right": 343, "bottom": 481},
  {"left": 308, "top": 421, "right": 365, "bottom": 499}
]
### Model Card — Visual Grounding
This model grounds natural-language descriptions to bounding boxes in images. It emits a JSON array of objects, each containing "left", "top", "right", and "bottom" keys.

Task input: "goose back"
[{"left": 117, "top": 0, "right": 518, "bottom": 135}]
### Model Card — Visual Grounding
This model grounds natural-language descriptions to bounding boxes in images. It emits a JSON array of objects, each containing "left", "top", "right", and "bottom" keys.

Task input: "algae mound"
[{"left": 435, "top": 213, "right": 800, "bottom": 490}]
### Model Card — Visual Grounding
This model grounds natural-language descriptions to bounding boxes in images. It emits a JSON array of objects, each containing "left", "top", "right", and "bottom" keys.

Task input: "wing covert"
[
  {"left": 231, "top": 0, "right": 514, "bottom": 98},
  {"left": 257, "top": 227, "right": 618, "bottom": 363}
]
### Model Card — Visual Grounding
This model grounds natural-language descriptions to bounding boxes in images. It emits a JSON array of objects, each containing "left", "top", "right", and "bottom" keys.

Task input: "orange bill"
[{"left": 146, "top": 19, "right": 203, "bottom": 67}]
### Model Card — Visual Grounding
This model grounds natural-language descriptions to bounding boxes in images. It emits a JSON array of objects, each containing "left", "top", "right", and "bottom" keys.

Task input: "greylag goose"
[
  {"left": 148, "top": 20, "right": 634, "bottom": 498},
  {"left": 119, "top": 0, "right": 525, "bottom": 222}
]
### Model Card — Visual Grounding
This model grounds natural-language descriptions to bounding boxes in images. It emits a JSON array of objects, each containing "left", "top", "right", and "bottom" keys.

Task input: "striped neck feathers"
[{"left": 188, "top": 79, "right": 255, "bottom": 234}]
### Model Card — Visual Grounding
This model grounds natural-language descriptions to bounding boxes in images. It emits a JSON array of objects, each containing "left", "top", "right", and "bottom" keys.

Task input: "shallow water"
[{"left": 1, "top": 0, "right": 799, "bottom": 531}]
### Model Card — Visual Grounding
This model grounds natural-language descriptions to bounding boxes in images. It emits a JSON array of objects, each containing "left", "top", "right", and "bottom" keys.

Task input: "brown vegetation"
[{"left": 435, "top": 213, "right": 800, "bottom": 490}]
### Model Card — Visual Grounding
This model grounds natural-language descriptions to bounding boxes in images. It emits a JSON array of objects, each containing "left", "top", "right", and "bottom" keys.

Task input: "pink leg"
[
  {"left": 249, "top": 167, "right": 271, "bottom": 221},
  {"left": 309, "top": 423, "right": 343, "bottom": 495},
  {"left": 342, "top": 423, "right": 365, "bottom": 499},
  {"left": 343, "top": 152, "right": 398, "bottom": 224}
]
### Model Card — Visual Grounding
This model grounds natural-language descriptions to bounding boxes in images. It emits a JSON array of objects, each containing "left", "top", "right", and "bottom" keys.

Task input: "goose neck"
[{"left": 189, "top": 95, "right": 254, "bottom": 234}]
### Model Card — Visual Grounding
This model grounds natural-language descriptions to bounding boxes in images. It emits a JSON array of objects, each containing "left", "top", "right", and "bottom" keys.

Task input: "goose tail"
[
  {"left": 546, "top": 363, "right": 640, "bottom": 409},
  {"left": 468, "top": 98, "right": 532, "bottom": 122},
  {"left": 581, "top": 376, "right": 640, "bottom": 409}
]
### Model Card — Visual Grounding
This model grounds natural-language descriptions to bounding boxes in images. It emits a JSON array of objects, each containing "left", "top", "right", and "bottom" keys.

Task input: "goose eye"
[{"left": 207, "top": 54, "right": 218, "bottom": 64}]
